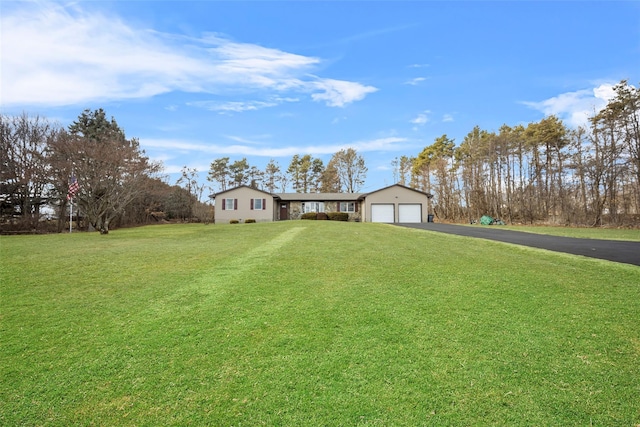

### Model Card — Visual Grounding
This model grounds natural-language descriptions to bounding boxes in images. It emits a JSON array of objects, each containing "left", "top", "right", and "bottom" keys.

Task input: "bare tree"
[
  {"left": 328, "top": 148, "right": 367, "bottom": 193},
  {"left": 48, "top": 109, "right": 160, "bottom": 234},
  {"left": 176, "top": 166, "right": 209, "bottom": 221},
  {"left": 177, "top": 166, "right": 204, "bottom": 201},
  {"left": 0, "top": 113, "right": 58, "bottom": 230}
]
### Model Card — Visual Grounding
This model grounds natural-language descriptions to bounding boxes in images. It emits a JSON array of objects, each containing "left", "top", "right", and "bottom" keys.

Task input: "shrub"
[
  {"left": 301, "top": 212, "right": 317, "bottom": 220},
  {"left": 244, "top": 219, "right": 256, "bottom": 223},
  {"left": 229, "top": 219, "right": 239, "bottom": 224},
  {"left": 327, "top": 212, "right": 349, "bottom": 221},
  {"left": 316, "top": 212, "right": 328, "bottom": 220}
]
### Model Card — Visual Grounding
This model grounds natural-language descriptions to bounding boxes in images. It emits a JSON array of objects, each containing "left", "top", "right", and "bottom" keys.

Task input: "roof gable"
[
  {"left": 213, "top": 185, "right": 274, "bottom": 198},
  {"left": 212, "top": 184, "right": 432, "bottom": 200},
  {"left": 360, "top": 183, "right": 433, "bottom": 199}
]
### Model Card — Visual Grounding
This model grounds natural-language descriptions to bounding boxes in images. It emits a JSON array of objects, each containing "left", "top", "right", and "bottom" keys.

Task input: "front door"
[{"left": 279, "top": 202, "right": 289, "bottom": 220}]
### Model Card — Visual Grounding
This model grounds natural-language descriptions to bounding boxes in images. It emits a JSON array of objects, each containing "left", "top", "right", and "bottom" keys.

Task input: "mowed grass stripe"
[
  {"left": 1, "top": 222, "right": 639, "bottom": 426},
  {"left": 140, "top": 225, "right": 306, "bottom": 319}
]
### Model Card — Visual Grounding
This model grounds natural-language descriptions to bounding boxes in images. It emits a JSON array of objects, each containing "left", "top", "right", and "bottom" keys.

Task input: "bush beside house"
[
  {"left": 301, "top": 212, "right": 349, "bottom": 221},
  {"left": 327, "top": 212, "right": 349, "bottom": 221}
]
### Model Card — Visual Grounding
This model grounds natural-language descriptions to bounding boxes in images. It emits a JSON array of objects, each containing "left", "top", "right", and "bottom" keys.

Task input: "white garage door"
[
  {"left": 371, "top": 204, "right": 395, "bottom": 223},
  {"left": 399, "top": 204, "right": 422, "bottom": 223}
]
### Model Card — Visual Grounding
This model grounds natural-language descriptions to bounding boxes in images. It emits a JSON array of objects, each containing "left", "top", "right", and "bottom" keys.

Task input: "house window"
[
  {"left": 252, "top": 198, "right": 266, "bottom": 210},
  {"left": 303, "top": 202, "right": 324, "bottom": 213},
  {"left": 224, "top": 198, "right": 236, "bottom": 210},
  {"left": 340, "top": 202, "right": 355, "bottom": 212}
]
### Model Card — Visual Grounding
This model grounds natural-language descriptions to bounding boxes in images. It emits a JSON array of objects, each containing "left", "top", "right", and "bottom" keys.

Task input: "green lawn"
[{"left": 1, "top": 222, "right": 639, "bottom": 426}]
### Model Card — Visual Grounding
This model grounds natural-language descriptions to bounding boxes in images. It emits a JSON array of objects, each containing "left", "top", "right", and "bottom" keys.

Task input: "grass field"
[{"left": 1, "top": 222, "right": 639, "bottom": 426}]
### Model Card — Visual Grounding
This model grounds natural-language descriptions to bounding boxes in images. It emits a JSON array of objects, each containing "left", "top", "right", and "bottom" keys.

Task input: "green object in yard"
[{"left": 480, "top": 215, "right": 494, "bottom": 225}]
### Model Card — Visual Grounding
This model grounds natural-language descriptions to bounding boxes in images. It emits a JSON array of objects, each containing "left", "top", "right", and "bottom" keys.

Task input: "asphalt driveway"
[{"left": 397, "top": 223, "right": 640, "bottom": 267}]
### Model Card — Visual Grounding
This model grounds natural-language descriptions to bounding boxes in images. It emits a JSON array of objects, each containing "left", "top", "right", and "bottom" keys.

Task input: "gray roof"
[
  {"left": 362, "top": 183, "right": 433, "bottom": 199},
  {"left": 275, "top": 192, "right": 363, "bottom": 201},
  {"left": 212, "top": 185, "right": 273, "bottom": 198},
  {"left": 211, "top": 184, "right": 432, "bottom": 200}
]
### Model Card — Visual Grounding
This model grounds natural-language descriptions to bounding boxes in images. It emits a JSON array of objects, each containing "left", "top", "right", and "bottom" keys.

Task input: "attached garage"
[
  {"left": 371, "top": 204, "right": 395, "bottom": 223},
  {"left": 360, "top": 184, "right": 433, "bottom": 223},
  {"left": 399, "top": 204, "right": 422, "bottom": 223}
]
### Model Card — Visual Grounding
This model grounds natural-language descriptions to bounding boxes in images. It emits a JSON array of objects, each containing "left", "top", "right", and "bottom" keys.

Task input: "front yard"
[{"left": 1, "top": 222, "right": 639, "bottom": 425}]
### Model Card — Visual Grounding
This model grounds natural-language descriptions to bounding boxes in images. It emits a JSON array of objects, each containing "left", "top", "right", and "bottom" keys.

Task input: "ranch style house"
[{"left": 212, "top": 184, "right": 434, "bottom": 223}]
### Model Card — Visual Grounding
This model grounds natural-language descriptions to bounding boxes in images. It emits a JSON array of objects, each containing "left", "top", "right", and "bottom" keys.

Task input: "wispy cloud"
[
  {"left": 1, "top": 2, "right": 377, "bottom": 108},
  {"left": 522, "top": 83, "right": 616, "bottom": 128},
  {"left": 188, "top": 97, "right": 298, "bottom": 113},
  {"left": 410, "top": 110, "right": 431, "bottom": 130},
  {"left": 442, "top": 114, "right": 454, "bottom": 122},
  {"left": 310, "top": 79, "right": 378, "bottom": 107},
  {"left": 405, "top": 77, "right": 427, "bottom": 86},
  {"left": 327, "top": 24, "right": 417, "bottom": 46},
  {"left": 154, "top": 135, "right": 408, "bottom": 180},
  {"left": 411, "top": 112, "right": 430, "bottom": 125},
  {"left": 141, "top": 136, "right": 408, "bottom": 159},
  {"left": 223, "top": 135, "right": 272, "bottom": 145}
]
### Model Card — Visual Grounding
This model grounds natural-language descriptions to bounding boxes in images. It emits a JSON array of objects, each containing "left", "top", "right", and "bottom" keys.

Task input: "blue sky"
[{"left": 2, "top": 0, "right": 639, "bottom": 194}]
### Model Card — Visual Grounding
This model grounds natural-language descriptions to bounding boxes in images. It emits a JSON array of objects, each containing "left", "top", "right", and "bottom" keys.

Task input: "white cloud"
[
  {"left": 189, "top": 100, "right": 278, "bottom": 113},
  {"left": 310, "top": 79, "right": 378, "bottom": 107},
  {"left": 0, "top": 2, "right": 376, "bottom": 108},
  {"left": 442, "top": 114, "right": 454, "bottom": 122},
  {"left": 224, "top": 135, "right": 272, "bottom": 145},
  {"left": 188, "top": 96, "right": 299, "bottom": 113},
  {"left": 410, "top": 111, "right": 431, "bottom": 128},
  {"left": 141, "top": 136, "right": 407, "bottom": 158},
  {"left": 405, "top": 77, "right": 427, "bottom": 86},
  {"left": 522, "top": 83, "right": 616, "bottom": 128}
]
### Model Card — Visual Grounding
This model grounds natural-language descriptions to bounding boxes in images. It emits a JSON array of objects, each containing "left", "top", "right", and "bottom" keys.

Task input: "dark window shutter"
[
  {"left": 234, "top": 199, "right": 238, "bottom": 210},
  {"left": 222, "top": 199, "right": 225, "bottom": 210},
  {"left": 355, "top": 202, "right": 359, "bottom": 212},
  {"left": 337, "top": 203, "right": 341, "bottom": 212},
  {"left": 250, "top": 199, "right": 254, "bottom": 210},
  {"left": 262, "top": 199, "right": 266, "bottom": 210}
]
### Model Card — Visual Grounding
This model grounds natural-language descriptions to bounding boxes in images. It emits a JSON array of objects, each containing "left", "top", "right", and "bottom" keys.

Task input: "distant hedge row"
[{"left": 301, "top": 212, "right": 349, "bottom": 221}]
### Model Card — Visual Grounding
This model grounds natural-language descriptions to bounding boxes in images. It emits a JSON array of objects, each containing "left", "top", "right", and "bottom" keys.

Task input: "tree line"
[
  {"left": 0, "top": 109, "right": 368, "bottom": 233},
  {"left": 1, "top": 80, "right": 637, "bottom": 233},
  {"left": 1, "top": 109, "right": 200, "bottom": 234},
  {"left": 206, "top": 149, "right": 367, "bottom": 195},
  {"left": 395, "top": 80, "right": 639, "bottom": 226}
]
